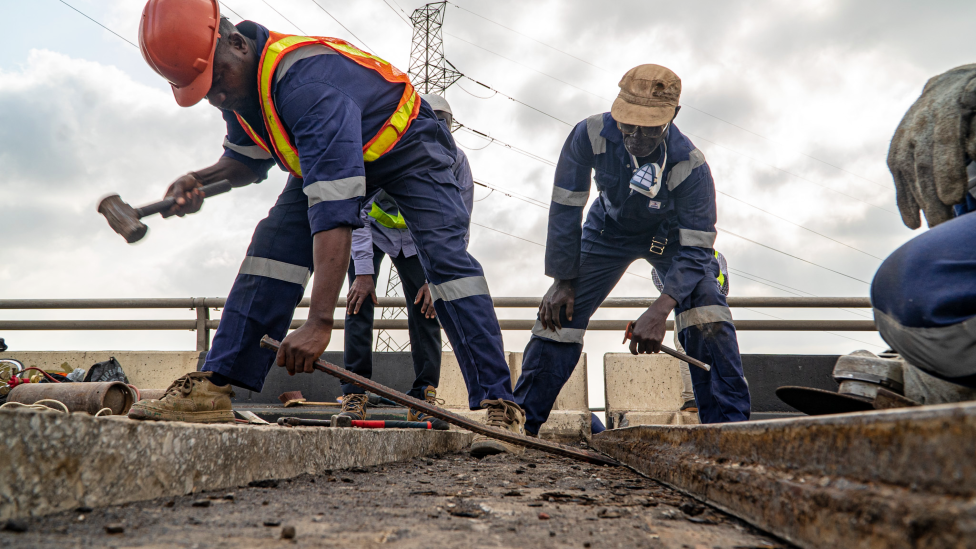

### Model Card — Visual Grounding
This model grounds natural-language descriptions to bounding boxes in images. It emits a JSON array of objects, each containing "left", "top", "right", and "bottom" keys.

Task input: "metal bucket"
[{"left": 7, "top": 382, "right": 135, "bottom": 415}]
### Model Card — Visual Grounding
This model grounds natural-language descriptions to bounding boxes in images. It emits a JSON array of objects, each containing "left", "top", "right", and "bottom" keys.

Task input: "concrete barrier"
[
  {"left": 2, "top": 351, "right": 203, "bottom": 389},
  {"left": 592, "top": 403, "right": 976, "bottom": 549},
  {"left": 603, "top": 353, "right": 697, "bottom": 428},
  {"left": 0, "top": 408, "right": 472, "bottom": 520}
]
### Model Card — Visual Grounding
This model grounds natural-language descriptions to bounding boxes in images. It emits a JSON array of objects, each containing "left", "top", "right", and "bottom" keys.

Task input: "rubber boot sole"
[
  {"left": 470, "top": 437, "right": 525, "bottom": 458},
  {"left": 127, "top": 406, "right": 235, "bottom": 424}
]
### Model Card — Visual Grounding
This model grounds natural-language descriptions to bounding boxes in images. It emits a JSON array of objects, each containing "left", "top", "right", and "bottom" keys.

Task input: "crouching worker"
[
  {"left": 512, "top": 65, "right": 751, "bottom": 434},
  {"left": 128, "top": 0, "right": 525, "bottom": 455},
  {"left": 874, "top": 64, "right": 976, "bottom": 396}
]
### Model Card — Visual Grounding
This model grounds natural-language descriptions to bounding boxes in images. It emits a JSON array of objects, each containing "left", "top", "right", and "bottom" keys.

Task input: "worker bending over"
[
  {"left": 512, "top": 65, "right": 751, "bottom": 432},
  {"left": 129, "top": 0, "right": 525, "bottom": 454},
  {"left": 873, "top": 65, "right": 976, "bottom": 395},
  {"left": 341, "top": 95, "right": 473, "bottom": 424}
]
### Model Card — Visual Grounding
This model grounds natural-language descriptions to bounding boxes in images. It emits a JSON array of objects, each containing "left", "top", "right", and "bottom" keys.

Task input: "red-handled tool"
[{"left": 623, "top": 321, "right": 711, "bottom": 372}]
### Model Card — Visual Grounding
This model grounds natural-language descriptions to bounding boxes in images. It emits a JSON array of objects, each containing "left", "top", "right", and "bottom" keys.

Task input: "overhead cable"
[
  {"left": 56, "top": 0, "right": 138, "bottom": 49},
  {"left": 456, "top": 124, "right": 558, "bottom": 167},
  {"left": 446, "top": 1, "right": 892, "bottom": 192},
  {"left": 472, "top": 180, "right": 548, "bottom": 209},
  {"left": 261, "top": 0, "right": 307, "bottom": 34},
  {"left": 308, "top": 0, "right": 374, "bottom": 51}
]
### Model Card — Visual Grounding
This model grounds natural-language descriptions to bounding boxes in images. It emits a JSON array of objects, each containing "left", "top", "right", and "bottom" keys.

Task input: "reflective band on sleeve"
[
  {"left": 428, "top": 276, "right": 490, "bottom": 302},
  {"left": 274, "top": 45, "right": 337, "bottom": 84},
  {"left": 223, "top": 137, "right": 272, "bottom": 160},
  {"left": 305, "top": 176, "right": 366, "bottom": 207},
  {"left": 666, "top": 148, "right": 706, "bottom": 190},
  {"left": 679, "top": 229, "right": 717, "bottom": 248},
  {"left": 675, "top": 305, "right": 733, "bottom": 333},
  {"left": 552, "top": 186, "right": 589, "bottom": 207},
  {"left": 586, "top": 114, "right": 607, "bottom": 155},
  {"left": 239, "top": 256, "right": 311, "bottom": 287},
  {"left": 531, "top": 319, "right": 586, "bottom": 344}
]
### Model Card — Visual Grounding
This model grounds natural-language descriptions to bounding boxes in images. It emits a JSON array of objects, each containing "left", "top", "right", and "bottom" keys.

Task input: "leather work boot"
[
  {"left": 469, "top": 399, "right": 526, "bottom": 457},
  {"left": 335, "top": 393, "right": 369, "bottom": 421},
  {"left": 407, "top": 385, "right": 449, "bottom": 430},
  {"left": 128, "top": 372, "right": 235, "bottom": 423}
]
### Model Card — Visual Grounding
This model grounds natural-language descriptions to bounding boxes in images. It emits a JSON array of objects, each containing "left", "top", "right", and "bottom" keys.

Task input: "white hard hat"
[{"left": 421, "top": 94, "right": 452, "bottom": 115}]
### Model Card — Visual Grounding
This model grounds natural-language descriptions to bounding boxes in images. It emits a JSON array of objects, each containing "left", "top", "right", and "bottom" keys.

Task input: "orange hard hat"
[{"left": 139, "top": 0, "right": 221, "bottom": 107}]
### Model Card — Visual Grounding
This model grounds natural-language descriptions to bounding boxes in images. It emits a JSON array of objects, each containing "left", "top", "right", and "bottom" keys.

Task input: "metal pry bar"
[{"left": 259, "top": 335, "right": 620, "bottom": 466}]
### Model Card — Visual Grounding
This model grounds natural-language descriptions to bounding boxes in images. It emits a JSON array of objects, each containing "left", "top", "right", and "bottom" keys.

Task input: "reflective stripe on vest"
[
  {"left": 235, "top": 32, "right": 421, "bottom": 177},
  {"left": 368, "top": 202, "right": 407, "bottom": 229}
]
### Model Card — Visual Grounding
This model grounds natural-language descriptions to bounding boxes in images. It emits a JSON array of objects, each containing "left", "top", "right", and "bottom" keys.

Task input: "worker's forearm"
[
  {"left": 648, "top": 293, "right": 678, "bottom": 318},
  {"left": 306, "top": 227, "right": 353, "bottom": 328},
  {"left": 192, "top": 157, "right": 260, "bottom": 188}
]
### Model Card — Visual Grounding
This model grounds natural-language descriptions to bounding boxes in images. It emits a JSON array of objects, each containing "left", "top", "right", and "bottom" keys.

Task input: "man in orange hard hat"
[{"left": 129, "top": 0, "right": 525, "bottom": 456}]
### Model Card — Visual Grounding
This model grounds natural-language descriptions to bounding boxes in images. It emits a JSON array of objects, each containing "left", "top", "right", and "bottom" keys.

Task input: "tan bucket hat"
[{"left": 611, "top": 64, "right": 681, "bottom": 127}]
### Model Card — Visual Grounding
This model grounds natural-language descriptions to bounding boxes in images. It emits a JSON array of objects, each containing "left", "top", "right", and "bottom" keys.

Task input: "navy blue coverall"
[
  {"left": 872, "top": 162, "right": 976, "bottom": 386},
  {"left": 513, "top": 113, "right": 751, "bottom": 431},
  {"left": 201, "top": 22, "right": 513, "bottom": 409}
]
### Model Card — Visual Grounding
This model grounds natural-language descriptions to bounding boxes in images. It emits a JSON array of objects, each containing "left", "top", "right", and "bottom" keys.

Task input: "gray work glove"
[{"left": 887, "top": 64, "right": 976, "bottom": 229}]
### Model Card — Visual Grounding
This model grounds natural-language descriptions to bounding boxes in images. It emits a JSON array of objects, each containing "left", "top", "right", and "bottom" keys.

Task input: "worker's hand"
[
  {"left": 539, "top": 279, "right": 575, "bottom": 330},
  {"left": 163, "top": 173, "right": 205, "bottom": 218},
  {"left": 888, "top": 64, "right": 976, "bottom": 229},
  {"left": 277, "top": 319, "right": 333, "bottom": 375},
  {"left": 415, "top": 283, "right": 436, "bottom": 319},
  {"left": 346, "top": 275, "right": 378, "bottom": 315},
  {"left": 629, "top": 294, "right": 677, "bottom": 355}
]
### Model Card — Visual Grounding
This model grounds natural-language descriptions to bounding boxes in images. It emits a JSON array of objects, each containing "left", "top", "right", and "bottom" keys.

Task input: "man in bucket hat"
[{"left": 511, "top": 65, "right": 751, "bottom": 433}]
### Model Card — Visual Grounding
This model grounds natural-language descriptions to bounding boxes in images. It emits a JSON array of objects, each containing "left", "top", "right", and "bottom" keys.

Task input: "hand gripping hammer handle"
[
  {"left": 259, "top": 336, "right": 620, "bottom": 467},
  {"left": 623, "top": 321, "right": 711, "bottom": 372},
  {"left": 135, "top": 180, "right": 233, "bottom": 217}
]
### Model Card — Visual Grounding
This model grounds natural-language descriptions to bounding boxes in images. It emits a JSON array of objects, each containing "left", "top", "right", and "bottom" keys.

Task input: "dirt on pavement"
[{"left": 1, "top": 447, "right": 790, "bottom": 548}]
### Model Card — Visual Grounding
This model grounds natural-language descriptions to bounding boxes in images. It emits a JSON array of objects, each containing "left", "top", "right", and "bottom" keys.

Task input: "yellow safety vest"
[{"left": 235, "top": 31, "right": 420, "bottom": 178}]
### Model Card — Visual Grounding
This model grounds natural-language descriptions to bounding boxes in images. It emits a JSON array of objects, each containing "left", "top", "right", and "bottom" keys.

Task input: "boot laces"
[
  {"left": 481, "top": 399, "right": 521, "bottom": 427},
  {"left": 341, "top": 394, "right": 369, "bottom": 417},
  {"left": 163, "top": 372, "right": 213, "bottom": 398}
]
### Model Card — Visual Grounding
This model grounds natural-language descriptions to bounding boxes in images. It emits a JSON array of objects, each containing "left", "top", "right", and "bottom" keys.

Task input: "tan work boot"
[
  {"left": 470, "top": 399, "right": 526, "bottom": 457},
  {"left": 407, "top": 386, "right": 449, "bottom": 430},
  {"left": 335, "top": 393, "right": 369, "bottom": 421},
  {"left": 128, "top": 372, "right": 235, "bottom": 423}
]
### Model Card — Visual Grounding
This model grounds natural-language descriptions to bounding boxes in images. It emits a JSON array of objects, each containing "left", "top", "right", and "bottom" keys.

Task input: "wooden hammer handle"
[{"left": 134, "top": 180, "right": 233, "bottom": 218}]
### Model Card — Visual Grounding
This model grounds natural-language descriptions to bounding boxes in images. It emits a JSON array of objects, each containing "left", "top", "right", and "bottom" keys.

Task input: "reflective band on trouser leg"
[
  {"left": 428, "top": 276, "right": 490, "bottom": 302},
  {"left": 531, "top": 320, "right": 586, "bottom": 344},
  {"left": 675, "top": 305, "right": 733, "bottom": 333},
  {"left": 239, "top": 256, "right": 311, "bottom": 287}
]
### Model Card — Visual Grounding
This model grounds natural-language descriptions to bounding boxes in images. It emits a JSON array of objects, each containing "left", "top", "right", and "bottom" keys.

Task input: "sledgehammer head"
[{"left": 97, "top": 194, "right": 148, "bottom": 244}]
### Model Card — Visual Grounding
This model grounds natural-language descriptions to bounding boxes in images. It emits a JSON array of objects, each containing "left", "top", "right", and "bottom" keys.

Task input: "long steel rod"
[
  {"left": 0, "top": 296, "right": 873, "bottom": 309},
  {"left": 259, "top": 335, "right": 619, "bottom": 466},
  {"left": 0, "top": 319, "right": 879, "bottom": 331}
]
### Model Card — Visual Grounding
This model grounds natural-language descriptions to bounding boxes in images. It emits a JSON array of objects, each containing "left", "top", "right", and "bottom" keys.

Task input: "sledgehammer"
[{"left": 97, "top": 180, "right": 232, "bottom": 243}]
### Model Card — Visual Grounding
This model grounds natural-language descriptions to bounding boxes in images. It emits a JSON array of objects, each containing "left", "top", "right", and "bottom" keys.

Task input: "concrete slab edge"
[
  {"left": 0, "top": 409, "right": 472, "bottom": 521},
  {"left": 592, "top": 402, "right": 976, "bottom": 549}
]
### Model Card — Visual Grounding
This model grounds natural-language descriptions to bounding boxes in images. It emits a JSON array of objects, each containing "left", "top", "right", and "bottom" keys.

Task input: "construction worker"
[
  {"left": 873, "top": 64, "right": 976, "bottom": 393},
  {"left": 129, "top": 0, "right": 525, "bottom": 455},
  {"left": 512, "top": 65, "right": 751, "bottom": 432},
  {"left": 341, "top": 95, "right": 473, "bottom": 424},
  {"left": 652, "top": 250, "right": 730, "bottom": 414}
]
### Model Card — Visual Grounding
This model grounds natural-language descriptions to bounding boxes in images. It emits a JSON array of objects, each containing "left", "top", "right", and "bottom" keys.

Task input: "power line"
[
  {"left": 456, "top": 124, "right": 558, "bottom": 167},
  {"left": 473, "top": 179, "right": 548, "bottom": 209},
  {"left": 470, "top": 221, "right": 545, "bottom": 247},
  {"left": 308, "top": 0, "right": 373, "bottom": 51},
  {"left": 380, "top": 0, "right": 413, "bottom": 25},
  {"left": 56, "top": 0, "right": 139, "bottom": 49},
  {"left": 219, "top": 1, "right": 244, "bottom": 20},
  {"left": 461, "top": 77, "right": 574, "bottom": 127},
  {"left": 445, "top": 1, "right": 892, "bottom": 192},
  {"left": 729, "top": 267, "right": 873, "bottom": 320},
  {"left": 718, "top": 227, "right": 872, "bottom": 285},
  {"left": 261, "top": 0, "right": 307, "bottom": 35},
  {"left": 717, "top": 191, "right": 885, "bottom": 261}
]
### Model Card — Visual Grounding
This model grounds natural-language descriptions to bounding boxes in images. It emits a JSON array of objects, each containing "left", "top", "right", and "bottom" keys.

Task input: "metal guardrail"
[{"left": 0, "top": 297, "right": 875, "bottom": 352}]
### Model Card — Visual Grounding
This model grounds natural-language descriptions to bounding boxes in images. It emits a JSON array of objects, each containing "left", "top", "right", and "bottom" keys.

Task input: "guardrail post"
[{"left": 194, "top": 298, "right": 210, "bottom": 352}]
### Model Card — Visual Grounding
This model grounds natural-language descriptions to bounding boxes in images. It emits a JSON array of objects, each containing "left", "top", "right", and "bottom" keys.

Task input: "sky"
[{"left": 1, "top": 0, "right": 972, "bottom": 406}]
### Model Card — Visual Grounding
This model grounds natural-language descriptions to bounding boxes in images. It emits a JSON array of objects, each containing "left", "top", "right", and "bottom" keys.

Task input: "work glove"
[{"left": 887, "top": 64, "right": 976, "bottom": 229}]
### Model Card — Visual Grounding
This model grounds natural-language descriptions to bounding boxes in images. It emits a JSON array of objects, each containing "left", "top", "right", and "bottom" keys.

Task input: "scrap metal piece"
[
  {"left": 6, "top": 382, "right": 134, "bottom": 415},
  {"left": 260, "top": 335, "right": 619, "bottom": 466}
]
